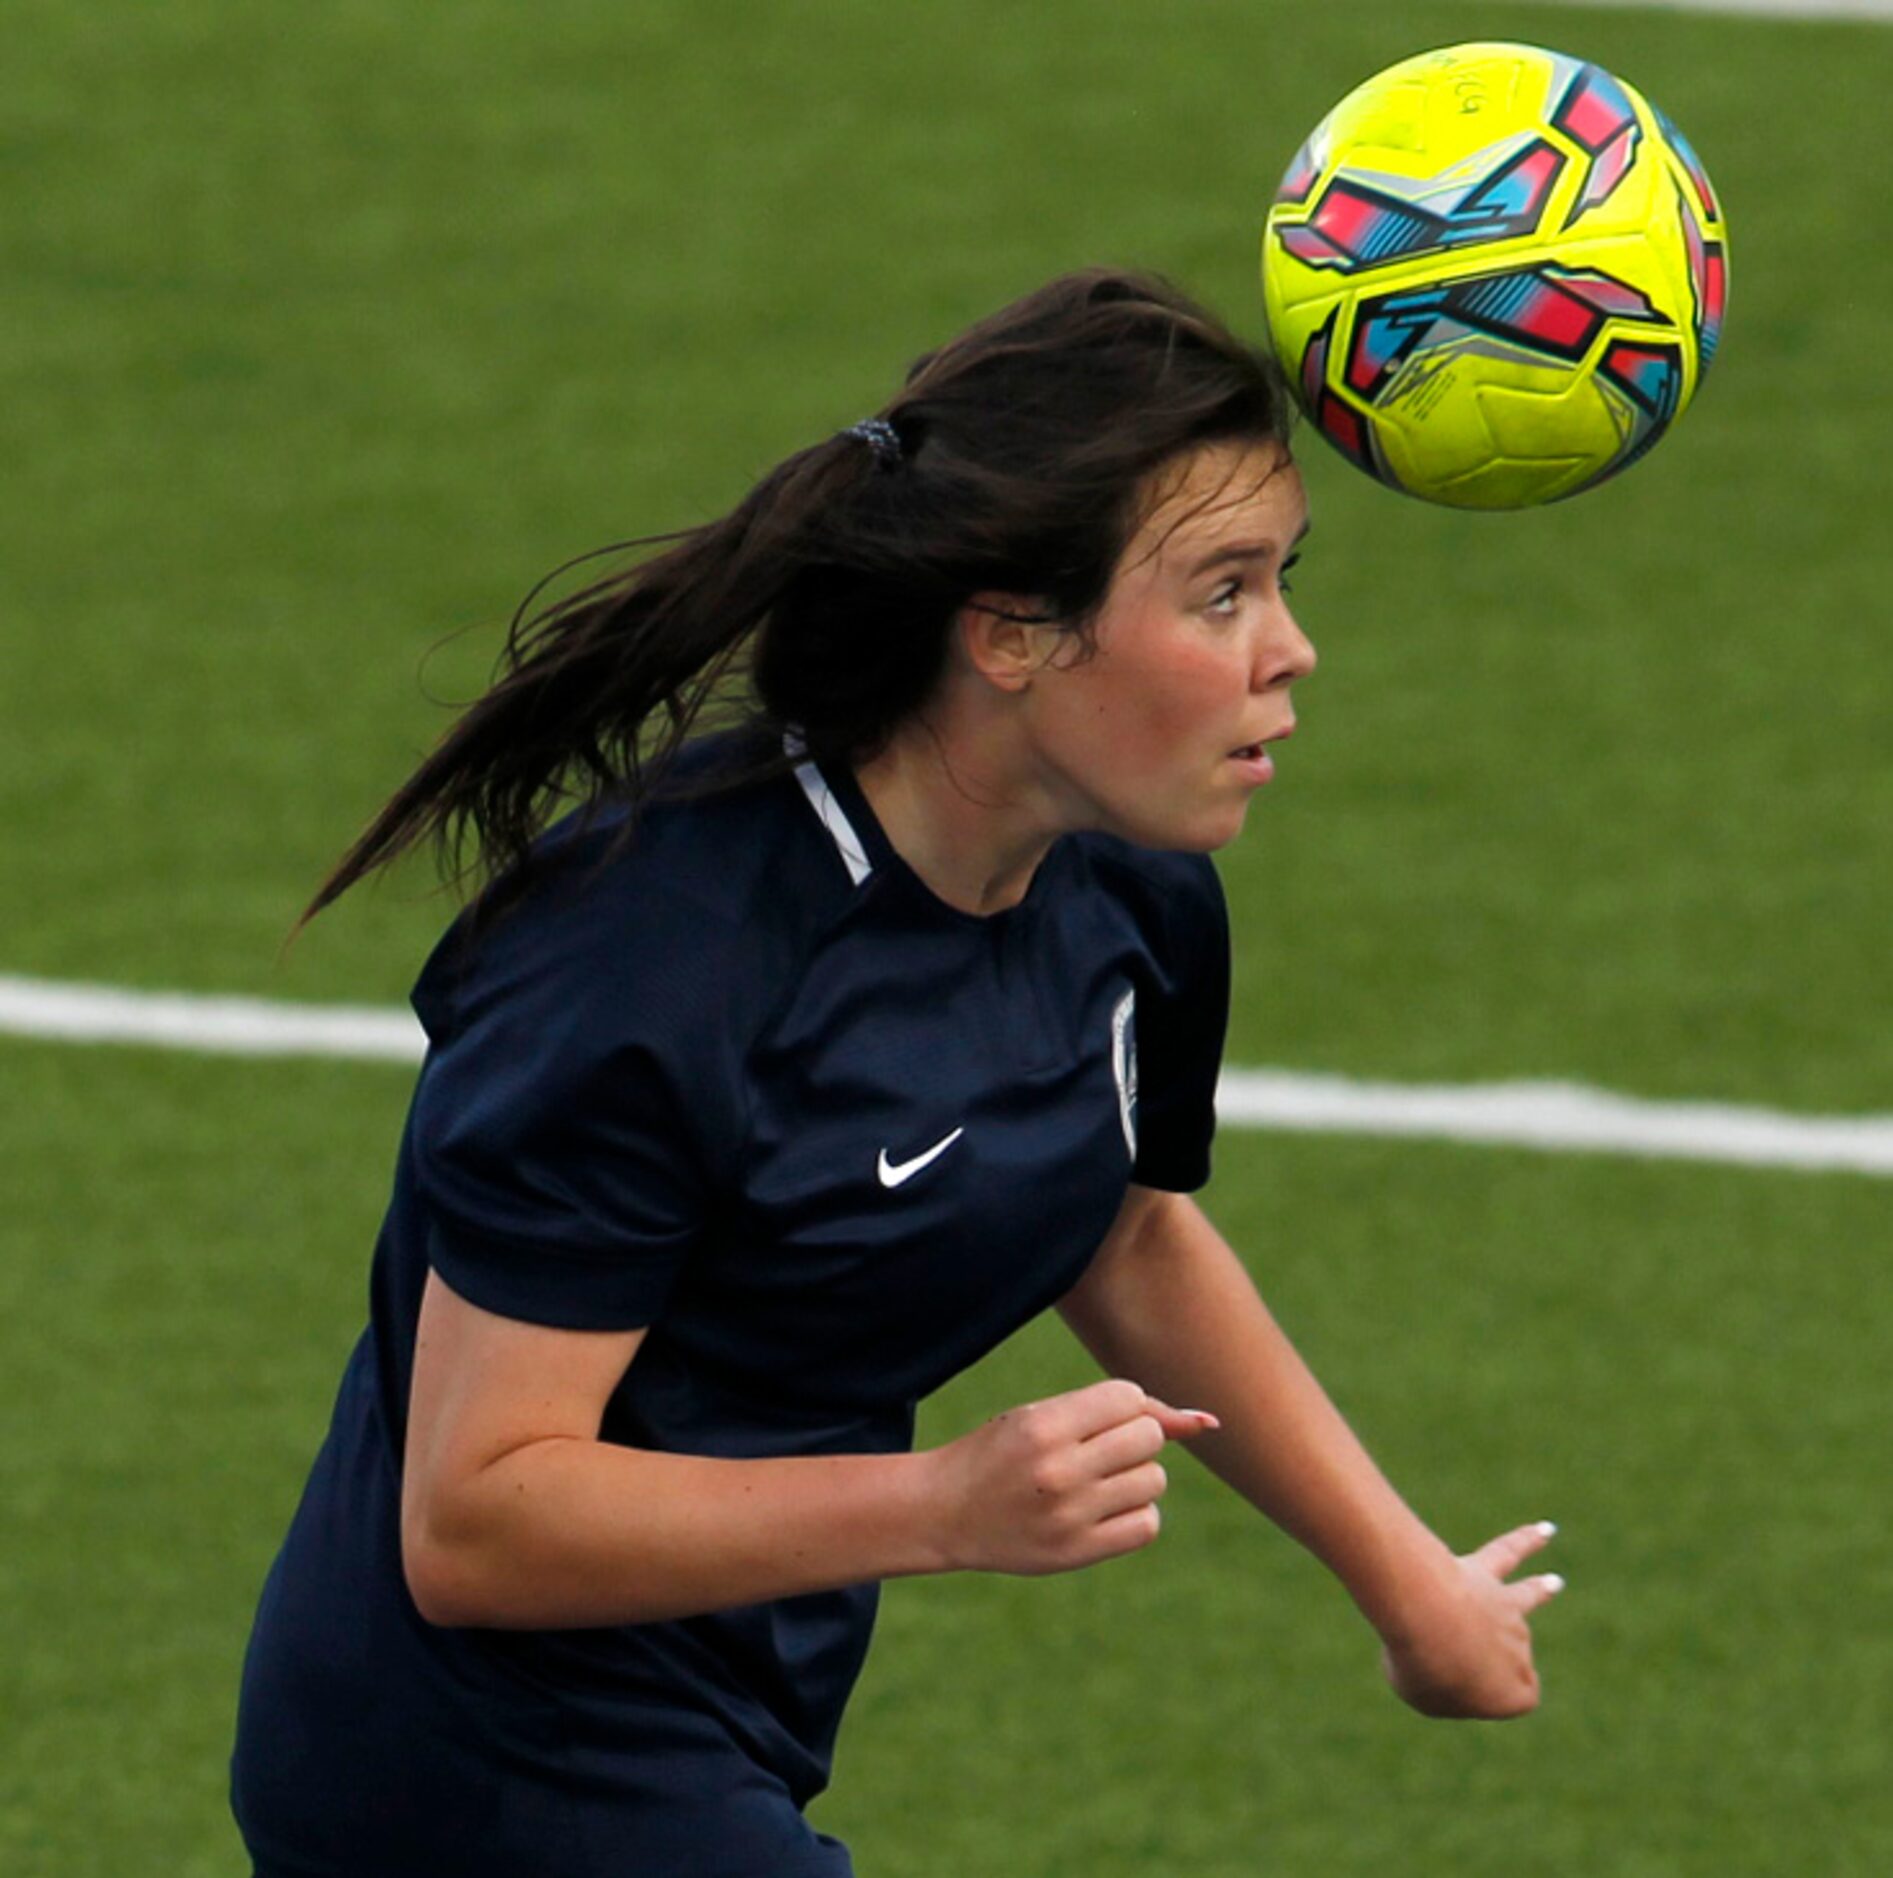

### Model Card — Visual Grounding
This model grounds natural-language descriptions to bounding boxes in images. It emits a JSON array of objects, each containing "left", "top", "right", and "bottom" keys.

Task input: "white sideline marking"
[
  {"left": 0, "top": 973, "right": 425, "bottom": 1063},
  {"left": 4, "top": 973, "right": 1892, "bottom": 1177},
  {"left": 1215, "top": 1070, "right": 1893, "bottom": 1177},
  {"left": 1518, "top": 0, "right": 1893, "bottom": 18}
]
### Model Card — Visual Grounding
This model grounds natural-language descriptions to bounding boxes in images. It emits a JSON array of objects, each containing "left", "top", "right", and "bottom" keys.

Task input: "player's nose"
[{"left": 1255, "top": 608, "right": 1317, "bottom": 690}]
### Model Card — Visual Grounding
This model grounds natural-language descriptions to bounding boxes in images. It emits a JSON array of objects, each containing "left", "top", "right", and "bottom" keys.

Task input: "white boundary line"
[
  {"left": 4, "top": 973, "right": 1890, "bottom": 1178},
  {"left": 1516, "top": 0, "right": 1893, "bottom": 19},
  {"left": 0, "top": 973, "right": 424, "bottom": 1064},
  {"left": 1214, "top": 1069, "right": 1893, "bottom": 1177}
]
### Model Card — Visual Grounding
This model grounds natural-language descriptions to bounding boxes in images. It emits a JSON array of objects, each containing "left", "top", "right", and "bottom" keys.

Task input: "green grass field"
[{"left": 4, "top": 1, "right": 1890, "bottom": 1872}]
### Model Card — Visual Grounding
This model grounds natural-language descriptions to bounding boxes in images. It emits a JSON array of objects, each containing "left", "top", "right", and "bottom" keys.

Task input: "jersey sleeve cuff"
[
  {"left": 423, "top": 1214, "right": 685, "bottom": 1332},
  {"left": 1129, "top": 1146, "right": 1211, "bottom": 1193}
]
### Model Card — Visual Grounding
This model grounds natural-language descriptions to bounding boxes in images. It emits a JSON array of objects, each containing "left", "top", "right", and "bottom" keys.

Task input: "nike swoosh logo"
[{"left": 876, "top": 1126, "right": 966, "bottom": 1189}]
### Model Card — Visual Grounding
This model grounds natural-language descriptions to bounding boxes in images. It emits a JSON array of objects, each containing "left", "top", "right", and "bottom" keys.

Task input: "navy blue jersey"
[{"left": 233, "top": 732, "right": 1230, "bottom": 1877}]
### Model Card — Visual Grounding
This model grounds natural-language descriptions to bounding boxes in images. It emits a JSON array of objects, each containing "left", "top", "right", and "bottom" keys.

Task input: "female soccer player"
[{"left": 231, "top": 270, "right": 1562, "bottom": 1876}]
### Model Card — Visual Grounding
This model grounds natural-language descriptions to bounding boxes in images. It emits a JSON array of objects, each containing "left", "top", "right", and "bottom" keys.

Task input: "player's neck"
[{"left": 853, "top": 712, "right": 1064, "bottom": 919}]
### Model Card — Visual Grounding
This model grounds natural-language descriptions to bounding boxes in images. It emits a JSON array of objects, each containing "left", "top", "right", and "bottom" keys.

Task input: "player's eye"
[
  {"left": 1207, "top": 578, "right": 1242, "bottom": 615},
  {"left": 1279, "top": 551, "right": 1301, "bottom": 596}
]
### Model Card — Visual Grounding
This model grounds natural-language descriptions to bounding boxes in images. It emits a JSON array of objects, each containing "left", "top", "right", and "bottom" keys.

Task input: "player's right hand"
[
  {"left": 924, "top": 1378, "right": 1218, "bottom": 1576},
  {"left": 1378, "top": 1521, "right": 1565, "bottom": 1720}
]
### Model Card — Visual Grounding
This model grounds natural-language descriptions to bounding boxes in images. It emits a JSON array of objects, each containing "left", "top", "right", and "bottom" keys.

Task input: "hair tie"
[{"left": 841, "top": 417, "right": 903, "bottom": 469}]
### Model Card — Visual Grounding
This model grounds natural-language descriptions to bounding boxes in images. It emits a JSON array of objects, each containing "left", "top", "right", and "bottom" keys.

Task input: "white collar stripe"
[{"left": 793, "top": 760, "right": 873, "bottom": 886}]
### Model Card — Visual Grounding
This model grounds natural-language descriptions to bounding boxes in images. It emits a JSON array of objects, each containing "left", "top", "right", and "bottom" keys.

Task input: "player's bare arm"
[
  {"left": 402, "top": 1269, "right": 1215, "bottom": 1629},
  {"left": 1057, "top": 1184, "right": 1563, "bottom": 1719}
]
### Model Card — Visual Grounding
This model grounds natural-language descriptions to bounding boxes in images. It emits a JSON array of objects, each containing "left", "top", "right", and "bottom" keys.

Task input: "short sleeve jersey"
[{"left": 232, "top": 732, "right": 1231, "bottom": 1878}]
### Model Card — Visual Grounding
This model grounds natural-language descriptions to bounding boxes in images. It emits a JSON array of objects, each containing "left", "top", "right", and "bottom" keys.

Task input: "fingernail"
[
  {"left": 1542, "top": 1573, "right": 1566, "bottom": 1594},
  {"left": 1535, "top": 1520, "right": 1558, "bottom": 1538}
]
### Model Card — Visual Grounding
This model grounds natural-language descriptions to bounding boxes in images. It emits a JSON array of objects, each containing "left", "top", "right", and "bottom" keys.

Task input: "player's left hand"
[{"left": 1378, "top": 1521, "right": 1564, "bottom": 1720}]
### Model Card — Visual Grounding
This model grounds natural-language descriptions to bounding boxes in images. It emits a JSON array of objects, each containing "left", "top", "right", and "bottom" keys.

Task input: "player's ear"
[{"left": 955, "top": 594, "right": 1060, "bottom": 693}]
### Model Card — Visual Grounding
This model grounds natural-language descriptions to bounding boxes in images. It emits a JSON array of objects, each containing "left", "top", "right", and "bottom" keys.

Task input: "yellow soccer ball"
[{"left": 1262, "top": 42, "right": 1728, "bottom": 509}]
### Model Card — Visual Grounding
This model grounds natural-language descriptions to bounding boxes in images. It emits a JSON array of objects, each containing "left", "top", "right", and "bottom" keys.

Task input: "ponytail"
[{"left": 294, "top": 435, "right": 879, "bottom": 934}]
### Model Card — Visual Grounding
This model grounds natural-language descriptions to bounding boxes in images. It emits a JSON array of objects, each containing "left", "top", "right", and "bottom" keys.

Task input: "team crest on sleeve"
[{"left": 1110, "top": 987, "right": 1138, "bottom": 1159}]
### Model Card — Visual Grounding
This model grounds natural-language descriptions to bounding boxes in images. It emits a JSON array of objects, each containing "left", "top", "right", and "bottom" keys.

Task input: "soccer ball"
[{"left": 1261, "top": 42, "right": 1727, "bottom": 509}]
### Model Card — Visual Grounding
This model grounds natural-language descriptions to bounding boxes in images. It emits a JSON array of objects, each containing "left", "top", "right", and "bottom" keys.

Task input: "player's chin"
[
  {"left": 1128, "top": 797, "right": 1254, "bottom": 854},
  {"left": 1198, "top": 801, "right": 1256, "bottom": 850},
  {"left": 1092, "top": 772, "right": 1261, "bottom": 852}
]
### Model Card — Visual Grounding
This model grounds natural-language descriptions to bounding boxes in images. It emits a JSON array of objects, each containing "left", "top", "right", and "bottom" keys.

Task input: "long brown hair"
[{"left": 297, "top": 269, "right": 1291, "bottom": 934}]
